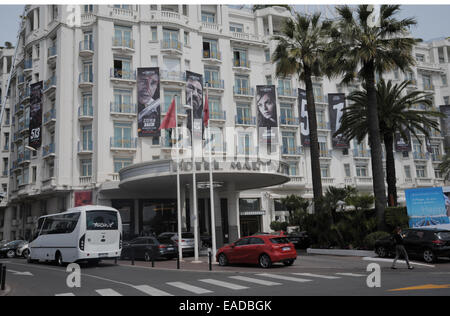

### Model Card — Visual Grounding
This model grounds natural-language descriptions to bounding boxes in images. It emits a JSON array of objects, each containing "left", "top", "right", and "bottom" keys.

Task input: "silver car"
[
  {"left": 16, "top": 242, "right": 30, "bottom": 258},
  {"left": 158, "top": 232, "right": 195, "bottom": 254}
]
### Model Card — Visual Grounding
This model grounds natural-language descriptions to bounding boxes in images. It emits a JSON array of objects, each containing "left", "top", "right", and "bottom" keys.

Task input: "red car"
[{"left": 216, "top": 235, "right": 297, "bottom": 268}]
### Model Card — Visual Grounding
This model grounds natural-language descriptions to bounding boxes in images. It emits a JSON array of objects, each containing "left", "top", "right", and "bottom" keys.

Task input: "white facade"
[{"left": 0, "top": 4, "right": 448, "bottom": 242}]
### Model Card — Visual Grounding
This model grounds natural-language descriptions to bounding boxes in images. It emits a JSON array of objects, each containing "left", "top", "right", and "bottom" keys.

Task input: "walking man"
[{"left": 391, "top": 227, "right": 414, "bottom": 270}]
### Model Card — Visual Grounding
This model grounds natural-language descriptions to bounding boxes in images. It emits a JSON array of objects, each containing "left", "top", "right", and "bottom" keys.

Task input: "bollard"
[
  {"left": 208, "top": 250, "right": 212, "bottom": 271},
  {"left": 114, "top": 257, "right": 117, "bottom": 265},
  {"left": 131, "top": 247, "right": 135, "bottom": 266},
  {"left": 0, "top": 263, "right": 3, "bottom": 286},
  {"left": 151, "top": 255, "right": 155, "bottom": 268},
  {"left": 177, "top": 255, "right": 180, "bottom": 270},
  {"left": 1, "top": 264, "right": 5, "bottom": 291}
]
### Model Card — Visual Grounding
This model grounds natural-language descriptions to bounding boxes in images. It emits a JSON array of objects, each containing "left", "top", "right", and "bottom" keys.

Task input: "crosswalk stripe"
[
  {"left": 229, "top": 276, "right": 281, "bottom": 286},
  {"left": 293, "top": 273, "right": 341, "bottom": 280},
  {"left": 55, "top": 293, "right": 75, "bottom": 296},
  {"left": 199, "top": 279, "right": 249, "bottom": 290},
  {"left": 167, "top": 282, "right": 213, "bottom": 294},
  {"left": 336, "top": 273, "right": 365, "bottom": 277},
  {"left": 133, "top": 285, "right": 173, "bottom": 296},
  {"left": 96, "top": 288, "right": 123, "bottom": 296},
  {"left": 256, "top": 273, "right": 312, "bottom": 283}
]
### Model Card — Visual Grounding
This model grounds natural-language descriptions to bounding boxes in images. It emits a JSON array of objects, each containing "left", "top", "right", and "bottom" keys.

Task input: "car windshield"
[
  {"left": 157, "top": 237, "right": 174, "bottom": 245},
  {"left": 5, "top": 240, "right": 23, "bottom": 247},
  {"left": 437, "top": 232, "right": 450, "bottom": 240},
  {"left": 270, "top": 237, "right": 290, "bottom": 244},
  {"left": 181, "top": 233, "right": 194, "bottom": 239}
]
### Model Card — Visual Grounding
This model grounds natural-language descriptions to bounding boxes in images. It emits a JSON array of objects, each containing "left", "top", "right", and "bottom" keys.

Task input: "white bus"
[{"left": 28, "top": 205, "right": 122, "bottom": 265}]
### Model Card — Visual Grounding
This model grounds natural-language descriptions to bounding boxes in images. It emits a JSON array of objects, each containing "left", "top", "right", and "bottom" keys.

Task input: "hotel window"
[
  {"left": 163, "top": 56, "right": 181, "bottom": 76},
  {"left": 184, "top": 32, "right": 190, "bottom": 46},
  {"left": 413, "top": 140, "right": 422, "bottom": 153},
  {"left": 422, "top": 74, "right": 432, "bottom": 89},
  {"left": 344, "top": 164, "right": 351, "bottom": 177},
  {"left": 282, "top": 132, "right": 296, "bottom": 154},
  {"left": 113, "top": 56, "right": 132, "bottom": 79},
  {"left": 182, "top": 5, "right": 188, "bottom": 16},
  {"left": 83, "top": 31, "right": 93, "bottom": 50},
  {"left": 113, "top": 122, "right": 133, "bottom": 148},
  {"left": 236, "top": 103, "right": 251, "bottom": 124},
  {"left": 234, "top": 75, "right": 249, "bottom": 94},
  {"left": 317, "top": 110, "right": 326, "bottom": 128},
  {"left": 280, "top": 103, "right": 294, "bottom": 122},
  {"left": 209, "top": 97, "right": 222, "bottom": 119},
  {"left": 209, "top": 127, "right": 224, "bottom": 152},
  {"left": 444, "top": 96, "right": 450, "bottom": 105},
  {"left": 163, "top": 28, "right": 179, "bottom": 46},
  {"left": 402, "top": 151, "right": 409, "bottom": 158},
  {"left": 163, "top": 90, "right": 181, "bottom": 113},
  {"left": 51, "top": 5, "right": 58, "bottom": 20},
  {"left": 204, "top": 67, "right": 220, "bottom": 88},
  {"left": 320, "top": 164, "right": 330, "bottom": 178},
  {"left": 81, "top": 125, "right": 93, "bottom": 151},
  {"left": 404, "top": 165, "right": 411, "bottom": 179},
  {"left": 416, "top": 164, "right": 427, "bottom": 178},
  {"left": 438, "top": 47, "right": 445, "bottom": 63},
  {"left": 48, "top": 160, "right": 54, "bottom": 178},
  {"left": 288, "top": 162, "right": 298, "bottom": 176},
  {"left": 114, "top": 5, "right": 132, "bottom": 10},
  {"left": 151, "top": 27, "right": 157, "bottom": 42},
  {"left": 81, "top": 93, "right": 93, "bottom": 116},
  {"left": 233, "top": 49, "right": 248, "bottom": 67},
  {"left": 32, "top": 166, "right": 37, "bottom": 183},
  {"left": 201, "top": 11, "right": 216, "bottom": 23},
  {"left": 356, "top": 164, "right": 368, "bottom": 177},
  {"left": 313, "top": 83, "right": 324, "bottom": 101},
  {"left": 80, "top": 159, "right": 92, "bottom": 177},
  {"left": 151, "top": 56, "right": 158, "bottom": 67},
  {"left": 237, "top": 132, "right": 253, "bottom": 155},
  {"left": 278, "top": 78, "right": 291, "bottom": 93},
  {"left": 113, "top": 25, "right": 133, "bottom": 48},
  {"left": 82, "top": 62, "right": 93, "bottom": 82},
  {"left": 230, "top": 22, "right": 244, "bottom": 33},
  {"left": 23, "top": 167, "right": 29, "bottom": 185},
  {"left": 319, "top": 136, "right": 328, "bottom": 156},
  {"left": 84, "top": 5, "right": 93, "bottom": 13},
  {"left": 265, "top": 75, "right": 272, "bottom": 85},
  {"left": 114, "top": 157, "right": 133, "bottom": 173},
  {"left": 113, "top": 89, "right": 132, "bottom": 113},
  {"left": 442, "top": 74, "right": 448, "bottom": 86},
  {"left": 435, "top": 168, "right": 443, "bottom": 179},
  {"left": 203, "top": 38, "right": 218, "bottom": 59},
  {"left": 265, "top": 49, "right": 270, "bottom": 62},
  {"left": 415, "top": 54, "right": 425, "bottom": 62}
]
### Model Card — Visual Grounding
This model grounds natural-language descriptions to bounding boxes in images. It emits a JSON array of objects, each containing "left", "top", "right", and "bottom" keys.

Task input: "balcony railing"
[
  {"left": 110, "top": 137, "right": 137, "bottom": 149},
  {"left": 314, "top": 94, "right": 327, "bottom": 103},
  {"left": 203, "top": 50, "right": 221, "bottom": 60},
  {"left": 281, "top": 145, "right": 302, "bottom": 155},
  {"left": 280, "top": 117, "right": 299, "bottom": 126},
  {"left": 44, "top": 76, "right": 57, "bottom": 91},
  {"left": 432, "top": 153, "right": 444, "bottom": 162},
  {"left": 235, "top": 115, "right": 256, "bottom": 125},
  {"left": 160, "top": 39, "right": 183, "bottom": 52},
  {"left": 78, "top": 140, "right": 93, "bottom": 152},
  {"left": 413, "top": 151, "right": 429, "bottom": 160},
  {"left": 110, "top": 68, "right": 136, "bottom": 81},
  {"left": 48, "top": 46, "right": 57, "bottom": 58},
  {"left": 277, "top": 87, "right": 297, "bottom": 98},
  {"left": 78, "top": 106, "right": 94, "bottom": 117},
  {"left": 317, "top": 121, "right": 330, "bottom": 130},
  {"left": 209, "top": 111, "right": 226, "bottom": 120},
  {"left": 112, "top": 37, "right": 135, "bottom": 50},
  {"left": 319, "top": 149, "right": 332, "bottom": 157},
  {"left": 42, "top": 143, "right": 55, "bottom": 157},
  {"left": 110, "top": 102, "right": 137, "bottom": 114},
  {"left": 79, "top": 72, "right": 93, "bottom": 86},
  {"left": 79, "top": 40, "right": 94, "bottom": 52},
  {"left": 205, "top": 79, "right": 224, "bottom": 89},
  {"left": 423, "top": 84, "right": 434, "bottom": 91},
  {"left": 233, "top": 86, "right": 254, "bottom": 96},
  {"left": 233, "top": 59, "right": 250, "bottom": 68},
  {"left": 43, "top": 108, "right": 56, "bottom": 124},
  {"left": 162, "top": 102, "right": 185, "bottom": 114},
  {"left": 353, "top": 149, "right": 371, "bottom": 158},
  {"left": 17, "top": 150, "right": 31, "bottom": 164}
]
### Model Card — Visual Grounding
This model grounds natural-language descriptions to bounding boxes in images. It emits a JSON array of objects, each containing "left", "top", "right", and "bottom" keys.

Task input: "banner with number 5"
[
  {"left": 328, "top": 93, "right": 349, "bottom": 149},
  {"left": 29, "top": 81, "right": 43, "bottom": 149}
]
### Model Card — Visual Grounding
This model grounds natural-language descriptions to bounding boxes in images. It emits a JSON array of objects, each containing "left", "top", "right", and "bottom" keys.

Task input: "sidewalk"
[{"left": 0, "top": 285, "right": 11, "bottom": 296}]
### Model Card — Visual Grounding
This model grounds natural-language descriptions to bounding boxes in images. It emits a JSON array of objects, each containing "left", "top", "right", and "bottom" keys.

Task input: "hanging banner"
[
  {"left": 328, "top": 93, "right": 349, "bottom": 149},
  {"left": 440, "top": 105, "right": 450, "bottom": 149},
  {"left": 257, "top": 85, "right": 278, "bottom": 146},
  {"left": 186, "top": 70, "right": 204, "bottom": 138},
  {"left": 29, "top": 81, "right": 43, "bottom": 149},
  {"left": 298, "top": 88, "right": 310, "bottom": 146},
  {"left": 394, "top": 130, "right": 412, "bottom": 152},
  {"left": 406, "top": 187, "right": 450, "bottom": 228},
  {"left": 137, "top": 67, "right": 161, "bottom": 137}
]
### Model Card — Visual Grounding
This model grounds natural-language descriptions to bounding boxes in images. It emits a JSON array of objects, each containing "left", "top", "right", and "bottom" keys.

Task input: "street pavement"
[{"left": 1, "top": 252, "right": 450, "bottom": 296}]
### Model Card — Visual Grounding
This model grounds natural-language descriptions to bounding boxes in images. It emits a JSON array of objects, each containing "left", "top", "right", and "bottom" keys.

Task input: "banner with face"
[
  {"left": 29, "top": 81, "right": 43, "bottom": 149},
  {"left": 137, "top": 67, "right": 161, "bottom": 137},
  {"left": 257, "top": 85, "right": 278, "bottom": 147},
  {"left": 328, "top": 93, "right": 349, "bottom": 149},
  {"left": 298, "top": 88, "right": 310, "bottom": 146},
  {"left": 186, "top": 71, "right": 203, "bottom": 136},
  {"left": 394, "top": 130, "right": 412, "bottom": 152}
]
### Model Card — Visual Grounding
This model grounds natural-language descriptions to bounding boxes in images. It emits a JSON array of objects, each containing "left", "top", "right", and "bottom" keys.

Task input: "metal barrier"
[{"left": 0, "top": 264, "right": 5, "bottom": 291}]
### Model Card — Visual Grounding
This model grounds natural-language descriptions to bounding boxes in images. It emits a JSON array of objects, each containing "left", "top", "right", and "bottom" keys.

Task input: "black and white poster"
[
  {"left": 394, "top": 130, "right": 412, "bottom": 152},
  {"left": 185, "top": 70, "right": 203, "bottom": 137},
  {"left": 29, "top": 81, "right": 42, "bottom": 149},
  {"left": 257, "top": 85, "right": 278, "bottom": 146},
  {"left": 137, "top": 67, "right": 161, "bottom": 137},
  {"left": 440, "top": 105, "right": 450, "bottom": 149},
  {"left": 328, "top": 93, "right": 349, "bottom": 149},
  {"left": 298, "top": 88, "right": 310, "bottom": 146}
]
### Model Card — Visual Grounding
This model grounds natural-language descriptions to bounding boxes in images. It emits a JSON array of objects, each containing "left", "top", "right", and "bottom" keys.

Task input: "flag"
[
  {"left": 159, "top": 98, "right": 176, "bottom": 130},
  {"left": 203, "top": 91, "right": 209, "bottom": 128}
]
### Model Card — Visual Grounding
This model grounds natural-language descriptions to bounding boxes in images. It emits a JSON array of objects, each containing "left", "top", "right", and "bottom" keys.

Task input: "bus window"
[
  {"left": 32, "top": 217, "right": 46, "bottom": 241},
  {"left": 86, "top": 211, "right": 118, "bottom": 230}
]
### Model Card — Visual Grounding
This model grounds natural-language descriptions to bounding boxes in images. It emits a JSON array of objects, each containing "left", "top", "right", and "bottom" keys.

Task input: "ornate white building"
[{"left": 0, "top": 5, "right": 448, "bottom": 244}]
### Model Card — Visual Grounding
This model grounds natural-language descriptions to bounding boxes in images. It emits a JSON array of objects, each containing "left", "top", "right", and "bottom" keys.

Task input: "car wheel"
[
  {"left": 376, "top": 246, "right": 387, "bottom": 258},
  {"left": 283, "top": 259, "right": 294, "bottom": 266},
  {"left": 218, "top": 253, "right": 228, "bottom": 266},
  {"left": 6, "top": 250, "right": 15, "bottom": 258},
  {"left": 423, "top": 249, "right": 436, "bottom": 263},
  {"left": 22, "top": 249, "right": 30, "bottom": 258},
  {"left": 259, "top": 254, "right": 272, "bottom": 269}
]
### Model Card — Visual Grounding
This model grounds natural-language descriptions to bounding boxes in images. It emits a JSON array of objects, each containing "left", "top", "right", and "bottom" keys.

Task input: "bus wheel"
[{"left": 55, "top": 252, "right": 64, "bottom": 267}]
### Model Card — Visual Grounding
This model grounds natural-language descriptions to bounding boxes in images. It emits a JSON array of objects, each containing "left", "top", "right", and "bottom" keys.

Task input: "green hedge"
[
  {"left": 364, "top": 231, "right": 391, "bottom": 250},
  {"left": 384, "top": 207, "right": 409, "bottom": 231}
]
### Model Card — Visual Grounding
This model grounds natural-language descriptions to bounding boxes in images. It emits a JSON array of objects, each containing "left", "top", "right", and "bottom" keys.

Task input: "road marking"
[
  {"left": 6, "top": 269, "right": 33, "bottom": 276},
  {"left": 96, "top": 288, "right": 123, "bottom": 296},
  {"left": 335, "top": 273, "right": 365, "bottom": 277},
  {"left": 362, "top": 257, "right": 435, "bottom": 268},
  {"left": 199, "top": 279, "right": 249, "bottom": 290},
  {"left": 388, "top": 284, "right": 450, "bottom": 292},
  {"left": 133, "top": 285, "right": 173, "bottom": 296},
  {"left": 55, "top": 293, "right": 75, "bottom": 296},
  {"left": 256, "top": 273, "right": 312, "bottom": 283},
  {"left": 293, "top": 273, "right": 341, "bottom": 280},
  {"left": 229, "top": 276, "right": 282, "bottom": 286},
  {"left": 167, "top": 282, "right": 213, "bottom": 294}
]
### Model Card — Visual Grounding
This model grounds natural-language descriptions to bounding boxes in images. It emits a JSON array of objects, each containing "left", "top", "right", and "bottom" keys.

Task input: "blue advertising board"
[{"left": 405, "top": 187, "right": 450, "bottom": 227}]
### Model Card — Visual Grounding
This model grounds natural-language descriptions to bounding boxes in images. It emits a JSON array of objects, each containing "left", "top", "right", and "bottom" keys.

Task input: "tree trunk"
[
  {"left": 364, "top": 61, "right": 387, "bottom": 230},
  {"left": 384, "top": 133, "right": 398, "bottom": 207},
  {"left": 303, "top": 65, "right": 323, "bottom": 207}
]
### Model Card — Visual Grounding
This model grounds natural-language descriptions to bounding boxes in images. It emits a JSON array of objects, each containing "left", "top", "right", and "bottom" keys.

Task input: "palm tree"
[
  {"left": 439, "top": 152, "right": 450, "bottom": 181},
  {"left": 325, "top": 5, "right": 418, "bottom": 229},
  {"left": 272, "top": 12, "right": 332, "bottom": 205},
  {"left": 337, "top": 79, "right": 443, "bottom": 206}
]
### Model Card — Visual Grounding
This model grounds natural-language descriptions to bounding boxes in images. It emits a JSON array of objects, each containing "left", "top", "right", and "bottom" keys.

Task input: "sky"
[{"left": 1, "top": 5, "right": 450, "bottom": 46}]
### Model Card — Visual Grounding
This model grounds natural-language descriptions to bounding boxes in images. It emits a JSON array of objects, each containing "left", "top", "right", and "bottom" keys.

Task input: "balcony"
[
  {"left": 160, "top": 70, "right": 186, "bottom": 85},
  {"left": 230, "top": 32, "right": 260, "bottom": 43},
  {"left": 355, "top": 177, "right": 373, "bottom": 186},
  {"left": 204, "top": 79, "right": 224, "bottom": 91},
  {"left": 47, "top": 46, "right": 57, "bottom": 65},
  {"left": 233, "top": 86, "right": 254, "bottom": 98},
  {"left": 413, "top": 151, "right": 429, "bottom": 160},
  {"left": 235, "top": 115, "right": 256, "bottom": 126},
  {"left": 160, "top": 39, "right": 183, "bottom": 55},
  {"left": 78, "top": 141, "right": 93, "bottom": 154},
  {"left": 43, "top": 76, "right": 57, "bottom": 94},
  {"left": 17, "top": 150, "right": 31, "bottom": 165},
  {"left": 232, "top": 59, "right": 251, "bottom": 71},
  {"left": 314, "top": 94, "right": 327, "bottom": 104},
  {"left": 14, "top": 103, "right": 24, "bottom": 115},
  {"left": 112, "top": 37, "right": 135, "bottom": 52},
  {"left": 43, "top": 108, "right": 56, "bottom": 126},
  {"left": 281, "top": 145, "right": 303, "bottom": 156},
  {"left": 110, "top": 68, "right": 136, "bottom": 84},
  {"left": 79, "top": 40, "right": 94, "bottom": 57},
  {"left": 317, "top": 121, "right": 330, "bottom": 130},
  {"left": 279, "top": 117, "right": 299, "bottom": 127},
  {"left": 13, "top": 132, "right": 21, "bottom": 143},
  {"left": 201, "top": 22, "right": 220, "bottom": 33},
  {"left": 19, "top": 86, "right": 30, "bottom": 104},
  {"left": 209, "top": 111, "right": 226, "bottom": 122},
  {"left": 202, "top": 50, "right": 221, "bottom": 63},
  {"left": 23, "top": 59, "right": 32, "bottom": 73},
  {"left": 407, "top": 79, "right": 417, "bottom": 87},
  {"left": 277, "top": 87, "right": 297, "bottom": 99},
  {"left": 42, "top": 143, "right": 55, "bottom": 159},
  {"left": 236, "top": 146, "right": 256, "bottom": 157},
  {"left": 416, "top": 61, "right": 443, "bottom": 73},
  {"left": 432, "top": 153, "right": 444, "bottom": 162},
  {"left": 353, "top": 149, "right": 371, "bottom": 158},
  {"left": 79, "top": 72, "right": 94, "bottom": 89},
  {"left": 78, "top": 106, "right": 94, "bottom": 120},
  {"left": 79, "top": 176, "right": 93, "bottom": 185},
  {"left": 110, "top": 102, "right": 137, "bottom": 117},
  {"left": 18, "top": 74, "right": 25, "bottom": 86},
  {"left": 423, "top": 84, "right": 434, "bottom": 91},
  {"left": 161, "top": 10, "right": 181, "bottom": 21},
  {"left": 110, "top": 137, "right": 137, "bottom": 151},
  {"left": 18, "top": 118, "right": 30, "bottom": 134},
  {"left": 319, "top": 149, "right": 332, "bottom": 158}
]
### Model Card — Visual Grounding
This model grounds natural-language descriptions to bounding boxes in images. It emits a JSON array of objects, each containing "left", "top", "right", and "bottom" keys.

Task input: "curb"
[
  {"left": 307, "top": 248, "right": 376, "bottom": 257},
  {"left": 0, "top": 285, "right": 11, "bottom": 296}
]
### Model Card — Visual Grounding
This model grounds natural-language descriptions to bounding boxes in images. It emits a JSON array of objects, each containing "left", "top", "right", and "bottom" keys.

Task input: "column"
[
  {"left": 213, "top": 190, "right": 223, "bottom": 248},
  {"left": 180, "top": 183, "right": 187, "bottom": 230},
  {"left": 226, "top": 183, "right": 240, "bottom": 242},
  {"left": 268, "top": 15, "right": 274, "bottom": 36}
]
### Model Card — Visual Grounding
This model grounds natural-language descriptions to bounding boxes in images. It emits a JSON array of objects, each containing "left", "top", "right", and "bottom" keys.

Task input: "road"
[{"left": 1, "top": 253, "right": 450, "bottom": 297}]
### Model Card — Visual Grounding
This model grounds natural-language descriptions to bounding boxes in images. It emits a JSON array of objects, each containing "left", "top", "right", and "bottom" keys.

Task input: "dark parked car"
[
  {"left": 120, "top": 237, "right": 177, "bottom": 261},
  {"left": 0, "top": 240, "right": 27, "bottom": 258},
  {"left": 287, "top": 231, "right": 311, "bottom": 249},
  {"left": 216, "top": 235, "right": 297, "bottom": 268},
  {"left": 375, "top": 228, "right": 450, "bottom": 263}
]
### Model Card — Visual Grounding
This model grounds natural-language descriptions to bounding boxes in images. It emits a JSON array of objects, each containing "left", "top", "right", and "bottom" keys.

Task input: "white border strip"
[{"left": 362, "top": 257, "right": 435, "bottom": 268}]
